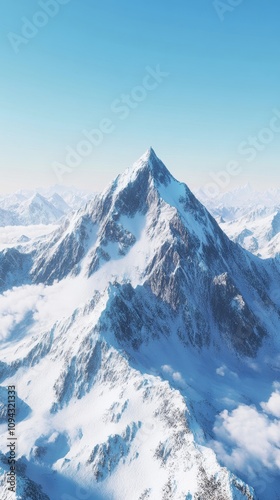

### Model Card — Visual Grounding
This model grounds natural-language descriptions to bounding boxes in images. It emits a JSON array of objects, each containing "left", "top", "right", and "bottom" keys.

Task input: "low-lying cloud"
[
  {"left": 212, "top": 383, "right": 280, "bottom": 476},
  {"left": 0, "top": 276, "right": 94, "bottom": 342},
  {"left": 161, "top": 364, "right": 186, "bottom": 386}
]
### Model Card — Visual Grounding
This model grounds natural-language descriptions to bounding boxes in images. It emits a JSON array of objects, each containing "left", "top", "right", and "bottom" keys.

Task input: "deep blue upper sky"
[{"left": 1, "top": 0, "right": 280, "bottom": 194}]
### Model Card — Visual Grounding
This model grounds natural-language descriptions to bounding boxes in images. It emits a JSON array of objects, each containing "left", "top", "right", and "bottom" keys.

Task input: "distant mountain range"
[
  {"left": 0, "top": 187, "right": 93, "bottom": 226},
  {"left": 2, "top": 180, "right": 280, "bottom": 260},
  {"left": 196, "top": 183, "right": 280, "bottom": 209},
  {"left": 196, "top": 185, "right": 280, "bottom": 258}
]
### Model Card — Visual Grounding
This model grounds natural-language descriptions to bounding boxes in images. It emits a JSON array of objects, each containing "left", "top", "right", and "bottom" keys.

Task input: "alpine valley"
[{"left": 0, "top": 149, "right": 280, "bottom": 500}]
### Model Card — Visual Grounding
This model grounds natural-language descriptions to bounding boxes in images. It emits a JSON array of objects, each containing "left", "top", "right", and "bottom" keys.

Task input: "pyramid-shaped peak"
[
  {"left": 121, "top": 148, "right": 172, "bottom": 188},
  {"left": 30, "top": 193, "right": 47, "bottom": 203},
  {"left": 137, "top": 147, "right": 163, "bottom": 166},
  {"left": 140, "top": 147, "right": 157, "bottom": 162}
]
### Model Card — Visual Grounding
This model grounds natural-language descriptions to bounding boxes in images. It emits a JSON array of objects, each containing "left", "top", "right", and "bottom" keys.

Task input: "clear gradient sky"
[{"left": 1, "top": 0, "right": 280, "bottom": 195}]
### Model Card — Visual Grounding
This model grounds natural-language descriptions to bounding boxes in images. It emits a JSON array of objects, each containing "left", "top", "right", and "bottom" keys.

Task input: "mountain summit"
[
  {"left": 1, "top": 150, "right": 280, "bottom": 499},
  {"left": 119, "top": 147, "right": 173, "bottom": 187}
]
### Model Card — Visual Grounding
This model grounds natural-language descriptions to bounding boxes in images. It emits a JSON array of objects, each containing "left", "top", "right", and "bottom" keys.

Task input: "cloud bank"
[{"left": 212, "top": 383, "right": 280, "bottom": 477}]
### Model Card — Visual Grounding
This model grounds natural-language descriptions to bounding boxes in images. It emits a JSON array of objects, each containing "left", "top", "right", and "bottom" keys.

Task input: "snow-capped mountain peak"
[
  {"left": 116, "top": 147, "right": 173, "bottom": 191},
  {"left": 1, "top": 150, "right": 280, "bottom": 499},
  {"left": 23, "top": 149, "right": 278, "bottom": 358},
  {"left": 17, "top": 193, "right": 64, "bottom": 225},
  {"left": 47, "top": 193, "right": 71, "bottom": 213}
]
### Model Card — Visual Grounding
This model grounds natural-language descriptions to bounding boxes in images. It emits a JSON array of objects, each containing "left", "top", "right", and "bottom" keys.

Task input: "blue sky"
[{"left": 1, "top": 0, "right": 280, "bottom": 195}]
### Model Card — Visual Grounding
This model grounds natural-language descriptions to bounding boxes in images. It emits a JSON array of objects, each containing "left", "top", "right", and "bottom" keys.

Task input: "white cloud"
[
  {"left": 0, "top": 275, "right": 93, "bottom": 342},
  {"left": 216, "top": 364, "right": 238, "bottom": 379},
  {"left": 261, "top": 388, "right": 280, "bottom": 418},
  {"left": 212, "top": 387, "right": 280, "bottom": 476},
  {"left": 161, "top": 364, "right": 173, "bottom": 375},
  {"left": 161, "top": 365, "right": 185, "bottom": 386},
  {"left": 216, "top": 366, "right": 226, "bottom": 376},
  {"left": 172, "top": 371, "right": 185, "bottom": 384},
  {"left": 0, "top": 284, "right": 45, "bottom": 341},
  {"left": 0, "top": 224, "right": 56, "bottom": 251}
]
